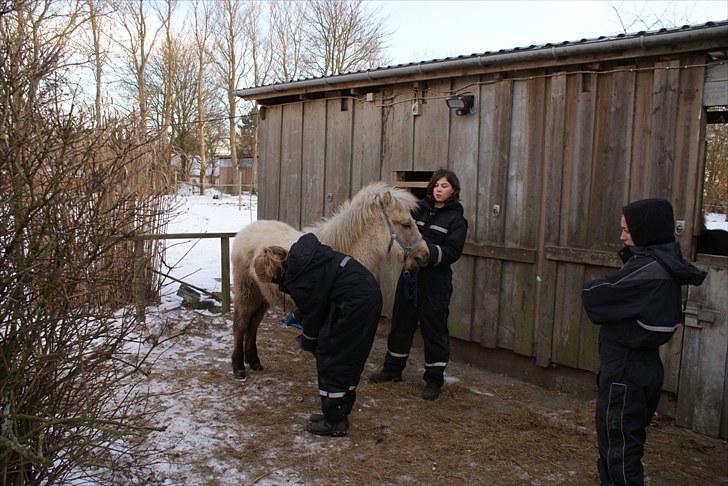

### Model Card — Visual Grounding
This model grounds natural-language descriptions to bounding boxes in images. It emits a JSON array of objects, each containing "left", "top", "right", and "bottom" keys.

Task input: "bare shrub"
[{"left": 1, "top": 2, "right": 172, "bottom": 484}]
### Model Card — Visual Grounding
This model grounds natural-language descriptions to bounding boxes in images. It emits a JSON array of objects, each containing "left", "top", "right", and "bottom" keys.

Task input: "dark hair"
[{"left": 426, "top": 169, "right": 461, "bottom": 202}]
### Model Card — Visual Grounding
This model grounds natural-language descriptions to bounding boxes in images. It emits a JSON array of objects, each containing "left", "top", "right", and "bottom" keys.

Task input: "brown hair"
[
  {"left": 253, "top": 246, "right": 288, "bottom": 282},
  {"left": 426, "top": 168, "right": 461, "bottom": 202}
]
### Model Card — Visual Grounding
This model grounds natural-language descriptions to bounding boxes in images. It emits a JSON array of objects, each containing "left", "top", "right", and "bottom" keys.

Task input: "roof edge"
[{"left": 237, "top": 22, "right": 728, "bottom": 100}]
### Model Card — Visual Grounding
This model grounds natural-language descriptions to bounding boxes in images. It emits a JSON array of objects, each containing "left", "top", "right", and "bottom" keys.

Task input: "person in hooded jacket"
[
  {"left": 370, "top": 169, "right": 468, "bottom": 401},
  {"left": 581, "top": 198, "right": 706, "bottom": 486},
  {"left": 254, "top": 233, "right": 382, "bottom": 437}
]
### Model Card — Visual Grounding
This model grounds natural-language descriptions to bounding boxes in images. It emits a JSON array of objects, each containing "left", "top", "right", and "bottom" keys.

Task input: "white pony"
[{"left": 230, "top": 182, "right": 429, "bottom": 379}]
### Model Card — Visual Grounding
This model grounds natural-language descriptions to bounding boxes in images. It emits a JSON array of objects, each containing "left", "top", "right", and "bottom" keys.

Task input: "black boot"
[
  {"left": 306, "top": 417, "right": 348, "bottom": 437},
  {"left": 422, "top": 381, "right": 441, "bottom": 401},
  {"left": 369, "top": 369, "right": 402, "bottom": 383},
  {"left": 308, "top": 413, "right": 325, "bottom": 423}
]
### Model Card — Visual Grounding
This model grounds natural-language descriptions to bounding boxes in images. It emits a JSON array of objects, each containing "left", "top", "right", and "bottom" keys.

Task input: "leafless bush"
[{"left": 1, "top": 2, "right": 172, "bottom": 484}]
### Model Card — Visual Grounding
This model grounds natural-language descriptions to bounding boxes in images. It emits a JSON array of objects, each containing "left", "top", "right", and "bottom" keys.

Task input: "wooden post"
[
  {"left": 134, "top": 238, "right": 146, "bottom": 323},
  {"left": 221, "top": 236, "right": 231, "bottom": 314}
]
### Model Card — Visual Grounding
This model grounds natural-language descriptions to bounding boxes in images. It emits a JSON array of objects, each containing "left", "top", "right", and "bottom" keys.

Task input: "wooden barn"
[{"left": 237, "top": 21, "right": 728, "bottom": 438}]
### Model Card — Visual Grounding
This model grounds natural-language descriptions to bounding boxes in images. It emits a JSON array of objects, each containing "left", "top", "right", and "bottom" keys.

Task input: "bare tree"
[
  {"left": 270, "top": 0, "right": 305, "bottom": 83},
  {"left": 608, "top": 1, "right": 700, "bottom": 33},
  {"left": 158, "top": 0, "right": 176, "bottom": 178},
  {"left": 194, "top": 0, "right": 211, "bottom": 194},
  {"left": 211, "top": 0, "right": 249, "bottom": 197},
  {"left": 1, "top": 1, "right": 172, "bottom": 483},
  {"left": 114, "top": 0, "right": 164, "bottom": 127},
  {"left": 302, "top": 0, "right": 389, "bottom": 77},
  {"left": 81, "top": 0, "right": 113, "bottom": 126}
]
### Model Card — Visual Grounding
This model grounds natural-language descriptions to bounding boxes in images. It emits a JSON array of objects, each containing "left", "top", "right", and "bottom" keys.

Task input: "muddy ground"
[{"left": 140, "top": 309, "right": 728, "bottom": 485}]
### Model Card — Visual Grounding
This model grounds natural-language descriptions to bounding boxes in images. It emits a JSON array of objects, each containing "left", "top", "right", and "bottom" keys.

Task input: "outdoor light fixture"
[{"left": 446, "top": 93, "right": 475, "bottom": 115}]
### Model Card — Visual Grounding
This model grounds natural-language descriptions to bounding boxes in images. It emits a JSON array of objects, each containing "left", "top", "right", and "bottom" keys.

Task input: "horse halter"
[{"left": 378, "top": 198, "right": 425, "bottom": 265}]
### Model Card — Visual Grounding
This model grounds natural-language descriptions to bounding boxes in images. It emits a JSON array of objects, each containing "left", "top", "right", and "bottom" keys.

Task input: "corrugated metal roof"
[{"left": 237, "top": 20, "right": 727, "bottom": 99}]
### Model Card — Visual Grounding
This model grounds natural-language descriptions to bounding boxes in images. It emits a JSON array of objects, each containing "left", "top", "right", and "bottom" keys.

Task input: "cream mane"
[{"left": 309, "top": 182, "right": 419, "bottom": 254}]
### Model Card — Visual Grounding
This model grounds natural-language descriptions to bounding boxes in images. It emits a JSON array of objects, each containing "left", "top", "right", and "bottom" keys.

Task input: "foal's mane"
[{"left": 311, "top": 182, "right": 418, "bottom": 253}]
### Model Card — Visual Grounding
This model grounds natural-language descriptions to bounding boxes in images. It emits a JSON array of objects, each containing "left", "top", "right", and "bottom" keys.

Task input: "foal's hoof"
[
  {"left": 233, "top": 368, "right": 246, "bottom": 380},
  {"left": 249, "top": 361, "right": 264, "bottom": 371}
]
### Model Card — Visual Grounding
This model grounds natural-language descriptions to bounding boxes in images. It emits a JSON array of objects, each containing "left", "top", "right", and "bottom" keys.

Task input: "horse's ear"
[{"left": 381, "top": 191, "right": 393, "bottom": 207}]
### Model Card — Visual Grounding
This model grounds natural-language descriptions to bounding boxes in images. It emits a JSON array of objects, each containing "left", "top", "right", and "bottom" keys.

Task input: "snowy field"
[{"left": 161, "top": 189, "right": 257, "bottom": 297}]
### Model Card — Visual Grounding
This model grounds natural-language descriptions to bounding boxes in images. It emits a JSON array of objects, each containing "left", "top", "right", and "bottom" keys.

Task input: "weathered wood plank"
[
  {"left": 473, "top": 79, "right": 512, "bottom": 348},
  {"left": 551, "top": 263, "right": 586, "bottom": 368},
  {"left": 535, "top": 73, "right": 567, "bottom": 366},
  {"left": 301, "top": 100, "right": 326, "bottom": 228},
  {"left": 448, "top": 76, "right": 479, "bottom": 341},
  {"left": 587, "top": 69, "right": 635, "bottom": 251},
  {"left": 545, "top": 246, "right": 621, "bottom": 268},
  {"left": 414, "top": 79, "right": 450, "bottom": 171},
  {"left": 578, "top": 266, "right": 604, "bottom": 372},
  {"left": 672, "top": 54, "right": 706, "bottom": 255},
  {"left": 463, "top": 242, "right": 536, "bottom": 263},
  {"left": 474, "top": 258, "right": 502, "bottom": 348},
  {"left": 507, "top": 77, "right": 545, "bottom": 357},
  {"left": 560, "top": 74, "right": 596, "bottom": 248},
  {"left": 677, "top": 266, "right": 728, "bottom": 437},
  {"left": 351, "top": 94, "right": 382, "bottom": 192},
  {"left": 381, "top": 84, "right": 414, "bottom": 181},
  {"left": 647, "top": 60, "right": 680, "bottom": 198},
  {"left": 324, "top": 96, "right": 353, "bottom": 216},
  {"left": 279, "top": 103, "right": 303, "bottom": 227},
  {"left": 258, "top": 105, "right": 282, "bottom": 220},
  {"left": 628, "top": 67, "right": 654, "bottom": 200}
]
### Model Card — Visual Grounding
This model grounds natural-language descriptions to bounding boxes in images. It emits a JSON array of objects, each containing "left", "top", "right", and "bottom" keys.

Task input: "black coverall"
[
  {"left": 382, "top": 197, "right": 468, "bottom": 386},
  {"left": 278, "top": 233, "right": 382, "bottom": 424},
  {"left": 582, "top": 243, "right": 705, "bottom": 485}
]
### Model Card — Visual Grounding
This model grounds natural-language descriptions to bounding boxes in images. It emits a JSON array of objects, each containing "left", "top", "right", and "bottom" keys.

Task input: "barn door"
[{"left": 676, "top": 262, "right": 728, "bottom": 438}]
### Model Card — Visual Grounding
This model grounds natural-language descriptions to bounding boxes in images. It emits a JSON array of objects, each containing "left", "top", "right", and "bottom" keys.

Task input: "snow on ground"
[
  {"left": 162, "top": 190, "right": 256, "bottom": 296},
  {"left": 705, "top": 211, "right": 728, "bottom": 231}
]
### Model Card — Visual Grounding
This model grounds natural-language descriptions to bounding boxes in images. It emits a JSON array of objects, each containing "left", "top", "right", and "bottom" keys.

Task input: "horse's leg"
[
  {"left": 245, "top": 301, "right": 267, "bottom": 371},
  {"left": 231, "top": 299, "right": 248, "bottom": 379}
]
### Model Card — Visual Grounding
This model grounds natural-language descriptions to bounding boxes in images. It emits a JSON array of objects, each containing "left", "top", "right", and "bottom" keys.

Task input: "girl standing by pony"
[
  {"left": 370, "top": 169, "right": 468, "bottom": 400},
  {"left": 254, "top": 233, "right": 382, "bottom": 437}
]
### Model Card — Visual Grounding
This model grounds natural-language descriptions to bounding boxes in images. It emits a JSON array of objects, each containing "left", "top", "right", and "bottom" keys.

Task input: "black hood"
[
  {"left": 622, "top": 242, "right": 707, "bottom": 286},
  {"left": 623, "top": 198, "right": 675, "bottom": 247},
  {"left": 280, "top": 233, "right": 333, "bottom": 288}
]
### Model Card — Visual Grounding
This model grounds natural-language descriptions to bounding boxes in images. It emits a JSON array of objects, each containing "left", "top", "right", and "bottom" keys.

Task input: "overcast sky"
[{"left": 374, "top": 0, "right": 728, "bottom": 65}]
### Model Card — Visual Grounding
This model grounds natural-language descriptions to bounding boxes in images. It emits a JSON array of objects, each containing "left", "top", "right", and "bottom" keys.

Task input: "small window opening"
[
  {"left": 392, "top": 171, "right": 433, "bottom": 200},
  {"left": 697, "top": 106, "right": 728, "bottom": 257}
]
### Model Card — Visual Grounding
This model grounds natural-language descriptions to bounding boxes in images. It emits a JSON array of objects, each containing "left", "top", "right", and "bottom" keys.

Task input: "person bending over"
[{"left": 254, "top": 233, "right": 382, "bottom": 437}]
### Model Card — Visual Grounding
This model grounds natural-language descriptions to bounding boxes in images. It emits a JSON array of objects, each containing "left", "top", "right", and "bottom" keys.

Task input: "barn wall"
[{"left": 254, "top": 53, "right": 727, "bottom": 437}]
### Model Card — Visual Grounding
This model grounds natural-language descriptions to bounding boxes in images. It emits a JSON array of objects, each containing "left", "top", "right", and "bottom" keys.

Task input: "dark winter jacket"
[
  {"left": 582, "top": 242, "right": 706, "bottom": 349},
  {"left": 278, "top": 233, "right": 345, "bottom": 338},
  {"left": 277, "top": 233, "right": 382, "bottom": 387},
  {"left": 414, "top": 197, "right": 468, "bottom": 278}
]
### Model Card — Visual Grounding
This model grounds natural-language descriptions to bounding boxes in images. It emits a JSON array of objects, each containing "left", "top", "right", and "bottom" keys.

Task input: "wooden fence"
[{"left": 133, "top": 232, "right": 237, "bottom": 321}]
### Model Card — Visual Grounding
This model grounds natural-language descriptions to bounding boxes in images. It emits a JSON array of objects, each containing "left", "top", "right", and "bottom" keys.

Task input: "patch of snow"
[{"left": 705, "top": 212, "right": 728, "bottom": 231}]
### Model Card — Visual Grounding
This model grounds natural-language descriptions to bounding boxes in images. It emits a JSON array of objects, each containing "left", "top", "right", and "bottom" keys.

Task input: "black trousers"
[
  {"left": 317, "top": 277, "right": 381, "bottom": 423},
  {"left": 596, "top": 342, "right": 663, "bottom": 486},
  {"left": 383, "top": 273, "right": 451, "bottom": 386}
]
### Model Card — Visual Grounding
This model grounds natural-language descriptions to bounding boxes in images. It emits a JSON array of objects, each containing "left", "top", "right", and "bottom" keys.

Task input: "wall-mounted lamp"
[{"left": 446, "top": 93, "right": 475, "bottom": 115}]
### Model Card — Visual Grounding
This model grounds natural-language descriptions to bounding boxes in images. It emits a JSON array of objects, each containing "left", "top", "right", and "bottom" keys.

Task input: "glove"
[
  {"left": 282, "top": 311, "right": 304, "bottom": 331},
  {"left": 295, "top": 334, "right": 317, "bottom": 354}
]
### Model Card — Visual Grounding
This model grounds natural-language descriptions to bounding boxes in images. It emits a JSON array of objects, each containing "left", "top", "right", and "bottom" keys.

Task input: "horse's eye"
[{"left": 401, "top": 221, "right": 412, "bottom": 229}]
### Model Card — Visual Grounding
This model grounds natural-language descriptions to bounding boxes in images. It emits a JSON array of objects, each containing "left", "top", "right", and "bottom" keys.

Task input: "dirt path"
[{"left": 140, "top": 309, "right": 728, "bottom": 485}]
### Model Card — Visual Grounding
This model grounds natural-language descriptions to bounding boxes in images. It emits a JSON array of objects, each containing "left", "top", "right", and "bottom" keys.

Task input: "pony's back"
[{"left": 232, "top": 220, "right": 302, "bottom": 305}]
